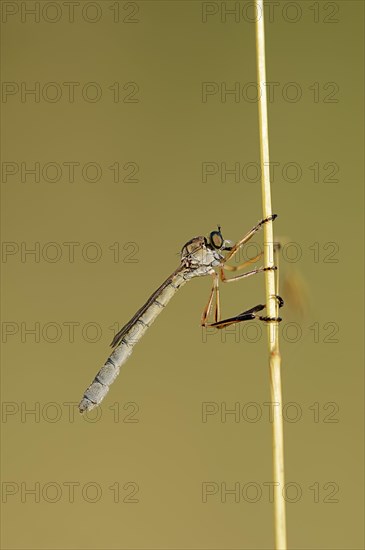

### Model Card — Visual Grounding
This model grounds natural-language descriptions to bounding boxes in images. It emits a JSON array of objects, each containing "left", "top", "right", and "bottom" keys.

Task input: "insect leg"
[
  {"left": 201, "top": 272, "right": 220, "bottom": 327},
  {"left": 208, "top": 300, "right": 283, "bottom": 329},
  {"left": 220, "top": 265, "right": 277, "bottom": 284},
  {"left": 223, "top": 251, "right": 264, "bottom": 274},
  {"left": 224, "top": 214, "right": 277, "bottom": 263}
]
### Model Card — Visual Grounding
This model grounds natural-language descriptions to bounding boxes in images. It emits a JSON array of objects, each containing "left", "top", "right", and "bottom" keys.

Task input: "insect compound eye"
[{"left": 209, "top": 230, "right": 224, "bottom": 249}]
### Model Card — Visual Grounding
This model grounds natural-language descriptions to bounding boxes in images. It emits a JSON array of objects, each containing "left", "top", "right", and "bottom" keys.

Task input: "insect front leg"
[{"left": 224, "top": 214, "right": 277, "bottom": 264}]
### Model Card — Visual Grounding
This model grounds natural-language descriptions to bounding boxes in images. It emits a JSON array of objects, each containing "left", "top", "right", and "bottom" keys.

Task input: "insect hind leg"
[{"left": 207, "top": 298, "right": 283, "bottom": 329}]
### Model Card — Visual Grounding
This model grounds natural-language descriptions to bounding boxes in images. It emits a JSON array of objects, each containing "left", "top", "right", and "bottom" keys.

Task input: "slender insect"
[{"left": 79, "top": 215, "right": 282, "bottom": 413}]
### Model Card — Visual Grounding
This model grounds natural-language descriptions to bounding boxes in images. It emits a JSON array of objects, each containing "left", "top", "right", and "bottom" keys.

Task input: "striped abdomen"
[{"left": 79, "top": 268, "right": 190, "bottom": 413}]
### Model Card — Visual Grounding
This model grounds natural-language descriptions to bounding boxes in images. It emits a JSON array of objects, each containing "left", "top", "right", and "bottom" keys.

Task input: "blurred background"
[{"left": 1, "top": 1, "right": 363, "bottom": 548}]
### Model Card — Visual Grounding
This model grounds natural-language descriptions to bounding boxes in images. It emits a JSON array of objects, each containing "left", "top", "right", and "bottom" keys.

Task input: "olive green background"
[{"left": 1, "top": 1, "right": 364, "bottom": 549}]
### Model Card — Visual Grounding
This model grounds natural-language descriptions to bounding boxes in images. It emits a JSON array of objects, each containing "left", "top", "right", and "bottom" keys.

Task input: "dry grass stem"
[{"left": 255, "top": 2, "right": 287, "bottom": 548}]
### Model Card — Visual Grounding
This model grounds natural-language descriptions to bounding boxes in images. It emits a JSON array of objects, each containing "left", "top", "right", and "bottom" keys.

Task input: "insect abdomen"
[
  {"left": 79, "top": 343, "right": 133, "bottom": 413},
  {"left": 78, "top": 273, "right": 189, "bottom": 413}
]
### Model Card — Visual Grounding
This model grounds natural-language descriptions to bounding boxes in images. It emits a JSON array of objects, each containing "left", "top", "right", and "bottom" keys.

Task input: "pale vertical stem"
[{"left": 255, "top": 2, "right": 287, "bottom": 549}]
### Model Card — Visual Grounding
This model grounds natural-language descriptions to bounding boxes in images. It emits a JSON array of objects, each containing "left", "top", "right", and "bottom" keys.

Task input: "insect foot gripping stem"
[
  {"left": 264, "top": 214, "right": 277, "bottom": 223},
  {"left": 273, "top": 295, "right": 284, "bottom": 308},
  {"left": 258, "top": 315, "right": 282, "bottom": 323},
  {"left": 258, "top": 295, "right": 284, "bottom": 323}
]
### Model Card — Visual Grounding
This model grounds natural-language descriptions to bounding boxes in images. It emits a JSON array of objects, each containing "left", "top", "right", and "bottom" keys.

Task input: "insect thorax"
[{"left": 181, "top": 236, "right": 222, "bottom": 276}]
